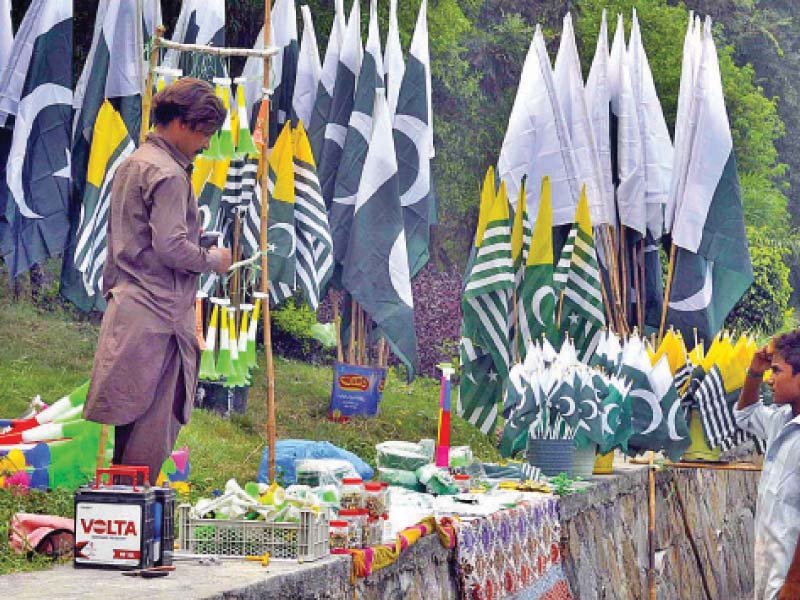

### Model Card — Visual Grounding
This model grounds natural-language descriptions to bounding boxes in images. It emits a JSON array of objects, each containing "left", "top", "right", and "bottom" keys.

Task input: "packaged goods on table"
[
  {"left": 364, "top": 482, "right": 386, "bottom": 518},
  {"left": 375, "top": 441, "right": 430, "bottom": 472},
  {"left": 340, "top": 477, "right": 365, "bottom": 510},
  {"left": 329, "top": 520, "right": 350, "bottom": 554}
]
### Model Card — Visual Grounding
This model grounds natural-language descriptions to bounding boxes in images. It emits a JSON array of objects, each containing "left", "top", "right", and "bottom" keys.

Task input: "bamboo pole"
[
  {"left": 261, "top": 0, "right": 276, "bottom": 482},
  {"left": 139, "top": 26, "right": 164, "bottom": 145},
  {"left": 648, "top": 458, "right": 657, "bottom": 600},
  {"left": 620, "top": 225, "right": 629, "bottom": 327},
  {"left": 667, "top": 461, "right": 762, "bottom": 472},
  {"left": 331, "top": 290, "right": 344, "bottom": 362},
  {"left": 658, "top": 244, "right": 677, "bottom": 342},
  {"left": 348, "top": 297, "right": 357, "bottom": 364},
  {"left": 602, "top": 224, "right": 626, "bottom": 335},
  {"left": 156, "top": 37, "right": 279, "bottom": 59},
  {"left": 231, "top": 209, "right": 242, "bottom": 308}
]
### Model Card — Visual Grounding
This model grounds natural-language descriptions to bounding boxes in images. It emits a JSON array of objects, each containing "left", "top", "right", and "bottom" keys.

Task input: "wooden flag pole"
[
  {"left": 648, "top": 458, "right": 657, "bottom": 600},
  {"left": 331, "top": 290, "right": 344, "bottom": 362},
  {"left": 658, "top": 244, "right": 677, "bottom": 342},
  {"left": 261, "top": 0, "right": 276, "bottom": 482},
  {"left": 348, "top": 297, "right": 357, "bottom": 364}
]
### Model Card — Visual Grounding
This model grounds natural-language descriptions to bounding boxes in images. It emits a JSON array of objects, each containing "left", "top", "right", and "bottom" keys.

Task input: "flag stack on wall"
[{"left": 459, "top": 9, "right": 753, "bottom": 457}]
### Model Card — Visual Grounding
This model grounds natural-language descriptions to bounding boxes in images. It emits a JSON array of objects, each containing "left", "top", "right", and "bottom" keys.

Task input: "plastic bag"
[
  {"left": 377, "top": 467, "right": 422, "bottom": 491},
  {"left": 294, "top": 458, "right": 359, "bottom": 487},
  {"left": 415, "top": 464, "right": 458, "bottom": 495},
  {"left": 376, "top": 441, "right": 430, "bottom": 471}
]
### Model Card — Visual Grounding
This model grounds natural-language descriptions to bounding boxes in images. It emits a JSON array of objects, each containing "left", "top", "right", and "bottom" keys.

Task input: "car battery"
[
  {"left": 153, "top": 486, "right": 175, "bottom": 566},
  {"left": 74, "top": 466, "right": 155, "bottom": 570}
]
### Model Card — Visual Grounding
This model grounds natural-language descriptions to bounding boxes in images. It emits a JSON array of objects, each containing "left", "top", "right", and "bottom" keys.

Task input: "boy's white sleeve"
[{"left": 733, "top": 402, "right": 775, "bottom": 441}]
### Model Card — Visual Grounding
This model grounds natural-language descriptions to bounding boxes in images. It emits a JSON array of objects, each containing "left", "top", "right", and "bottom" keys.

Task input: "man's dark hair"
[
  {"left": 773, "top": 330, "right": 800, "bottom": 374},
  {"left": 152, "top": 78, "right": 226, "bottom": 134}
]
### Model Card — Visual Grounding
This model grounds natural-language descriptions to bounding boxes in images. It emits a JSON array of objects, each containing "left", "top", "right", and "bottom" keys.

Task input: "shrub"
[
  {"left": 271, "top": 298, "right": 333, "bottom": 364},
  {"left": 725, "top": 226, "right": 793, "bottom": 335}
]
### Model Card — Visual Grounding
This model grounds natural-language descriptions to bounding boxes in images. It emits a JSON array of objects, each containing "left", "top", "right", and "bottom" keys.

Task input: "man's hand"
[{"left": 209, "top": 247, "right": 232, "bottom": 274}]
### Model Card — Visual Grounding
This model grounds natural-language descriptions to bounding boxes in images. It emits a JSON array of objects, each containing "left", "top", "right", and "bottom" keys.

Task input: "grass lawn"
[{"left": 0, "top": 298, "right": 499, "bottom": 574}]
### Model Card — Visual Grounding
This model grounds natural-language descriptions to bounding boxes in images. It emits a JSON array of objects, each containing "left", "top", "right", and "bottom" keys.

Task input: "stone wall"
[{"left": 560, "top": 461, "right": 760, "bottom": 600}]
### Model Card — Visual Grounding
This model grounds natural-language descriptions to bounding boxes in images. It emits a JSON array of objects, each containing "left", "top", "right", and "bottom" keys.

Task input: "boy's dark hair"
[
  {"left": 773, "top": 330, "right": 800, "bottom": 374},
  {"left": 152, "top": 78, "right": 226, "bottom": 134}
]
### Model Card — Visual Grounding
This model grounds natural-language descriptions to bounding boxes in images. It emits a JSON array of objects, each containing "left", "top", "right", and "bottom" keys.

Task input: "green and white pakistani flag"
[
  {"left": 65, "top": 101, "right": 134, "bottom": 311},
  {"left": 330, "top": 0, "right": 383, "bottom": 271},
  {"left": 293, "top": 121, "right": 333, "bottom": 310},
  {"left": 292, "top": 6, "right": 321, "bottom": 128},
  {"left": 517, "top": 176, "right": 558, "bottom": 358},
  {"left": 317, "top": 0, "right": 362, "bottom": 206},
  {"left": 269, "top": 0, "right": 298, "bottom": 140},
  {"left": 383, "top": 0, "right": 405, "bottom": 117},
  {"left": 307, "top": 0, "right": 346, "bottom": 160},
  {"left": 462, "top": 178, "right": 514, "bottom": 379},
  {"left": 163, "top": 0, "right": 225, "bottom": 81},
  {"left": 665, "top": 18, "right": 752, "bottom": 344},
  {"left": 394, "top": 0, "right": 436, "bottom": 278},
  {"left": 559, "top": 185, "right": 605, "bottom": 361},
  {"left": 341, "top": 90, "right": 418, "bottom": 379},
  {"left": 0, "top": 0, "right": 72, "bottom": 279},
  {"left": 62, "top": 0, "right": 145, "bottom": 310}
]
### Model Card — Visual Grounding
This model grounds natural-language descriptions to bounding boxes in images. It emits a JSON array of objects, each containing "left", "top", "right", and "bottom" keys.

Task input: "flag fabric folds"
[
  {"left": 394, "top": 0, "right": 435, "bottom": 278},
  {"left": 330, "top": 0, "right": 382, "bottom": 272},
  {"left": 666, "top": 18, "right": 753, "bottom": 344},
  {"left": 384, "top": 0, "right": 405, "bottom": 117},
  {"left": 341, "top": 90, "right": 418, "bottom": 379},
  {"left": 558, "top": 186, "right": 605, "bottom": 361},
  {"left": 292, "top": 6, "right": 321, "bottom": 128},
  {"left": 0, "top": 0, "right": 72, "bottom": 279},
  {"left": 66, "top": 101, "right": 134, "bottom": 311},
  {"left": 293, "top": 121, "right": 333, "bottom": 310}
]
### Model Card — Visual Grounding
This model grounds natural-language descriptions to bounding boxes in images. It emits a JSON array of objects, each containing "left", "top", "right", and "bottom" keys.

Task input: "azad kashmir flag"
[
  {"left": 330, "top": 0, "right": 383, "bottom": 279},
  {"left": 665, "top": 18, "right": 752, "bottom": 344},
  {"left": 559, "top": 186, "right": 605, "bottom": 361},
  {"left": 394, "top": 0, "right": 436, "bottom": 278},
  {"left": 341, "top": 90, "right": 418, "bottom": 380},
  {"left": 62, "top": 0, "right": 145, "bottom": 310},
  {"left": 66, "top": 102, "right": 134, "bottom": 311},
  {"left": 0, "top": 0, "right": 72, "bottom": 279},
  {"left": 517, "top": 176, "right": 558, "bottom": 359},
  {"left": 292, "top": 121, "right": 333, "bottom": 310},
  {"left": 459, "top": 169, "right": 514, "bottom": 434}
]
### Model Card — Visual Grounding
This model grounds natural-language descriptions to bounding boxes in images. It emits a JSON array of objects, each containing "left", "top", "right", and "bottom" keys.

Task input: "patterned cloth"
[
  {"left": 347, "top": 516, "right": 456, "bottom": 578},
  {"left": 455, "top": 497, "right": 573, "bottom": 600}
]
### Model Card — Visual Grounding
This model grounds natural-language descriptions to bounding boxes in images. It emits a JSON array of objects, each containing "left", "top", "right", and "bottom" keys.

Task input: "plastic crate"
[{"left": 176, "top": 504, "right": 329, "bottom": 562}]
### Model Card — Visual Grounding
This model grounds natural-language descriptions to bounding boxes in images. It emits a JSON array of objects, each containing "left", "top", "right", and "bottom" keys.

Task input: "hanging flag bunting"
[
  {"left": 395, "top": 0, "right": 436, "bottom": 278},
  {"left": 330, "top": 0, "right": 383, "bottom": 274},
  {"left": 64, "top": 101, "right": 134, "bottom": 311},
  {"left": 342, "top": 90, "right": 418, "bottom": 380},
  {"left": 307, "top": 0, "right": 346, "bottom": 160},
  {"left": 292, "top": 5, "right": 321, "bottom": 128},
  {"left": 0, "top": 0, "right": 72, "bottom": 279},
  {"left": 665, "top": 18, "right": 753, "bottom": 344}
]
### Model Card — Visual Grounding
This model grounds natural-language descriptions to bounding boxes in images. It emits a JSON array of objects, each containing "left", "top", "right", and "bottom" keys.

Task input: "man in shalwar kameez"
[{"left": 85, "top": 79, "right": 231, "bottom": 485}]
